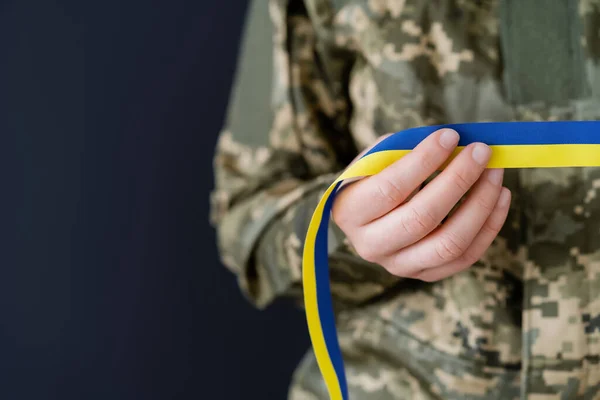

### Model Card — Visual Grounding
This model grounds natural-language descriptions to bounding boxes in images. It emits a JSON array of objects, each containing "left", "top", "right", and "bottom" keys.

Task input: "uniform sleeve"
[{"left": 210, "top": 0, "right": 400, "bottom": 309}]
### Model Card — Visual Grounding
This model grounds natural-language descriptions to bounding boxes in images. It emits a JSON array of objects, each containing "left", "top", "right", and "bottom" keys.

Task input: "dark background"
[{"left": 1, "top": 1, "right": 309, "bottom": 399}]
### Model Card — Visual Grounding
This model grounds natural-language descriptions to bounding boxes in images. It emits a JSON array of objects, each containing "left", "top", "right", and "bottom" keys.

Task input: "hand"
[{"left": 332, "top": 128, "right": 511, "bottom": 282}]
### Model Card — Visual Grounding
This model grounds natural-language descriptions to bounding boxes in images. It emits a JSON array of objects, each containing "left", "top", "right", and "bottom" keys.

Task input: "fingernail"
[
  {"left": 472, "top": 143, "right": 491, "bottom": 166},
  {"left": 439, "top": 129, "right": 459, "bottom": 149},
  {"left": 487, "top": 169, "right": 504, "bottom": 185},
  {"left": 498, "top": 187, "right": 511, "bottom": 207}
]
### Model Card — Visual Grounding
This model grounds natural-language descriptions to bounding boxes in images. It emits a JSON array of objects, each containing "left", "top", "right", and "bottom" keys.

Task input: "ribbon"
[{"left": 302, "top": 121, "right": 600, "bottom": 400}]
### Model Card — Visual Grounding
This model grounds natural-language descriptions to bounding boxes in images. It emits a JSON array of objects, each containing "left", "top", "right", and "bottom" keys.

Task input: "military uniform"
[{"left": 210, "top": 1, "right": 600, "bottom": 398}]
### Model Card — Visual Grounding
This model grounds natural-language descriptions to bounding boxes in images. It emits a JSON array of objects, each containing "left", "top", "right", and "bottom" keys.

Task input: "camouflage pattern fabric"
[{"left": 210, "top": 0, "right": 600, "bottom": 398}]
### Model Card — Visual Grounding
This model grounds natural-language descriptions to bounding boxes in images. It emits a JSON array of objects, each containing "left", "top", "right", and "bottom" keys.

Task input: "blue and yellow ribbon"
[{"left": 302, "top": 121, "right": 600, "bottom": 400}]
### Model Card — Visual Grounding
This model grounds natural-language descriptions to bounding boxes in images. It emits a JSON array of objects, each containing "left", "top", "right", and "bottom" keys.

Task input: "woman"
[{"left": 211, "top": 1, "right": 600, "bottom": 398}]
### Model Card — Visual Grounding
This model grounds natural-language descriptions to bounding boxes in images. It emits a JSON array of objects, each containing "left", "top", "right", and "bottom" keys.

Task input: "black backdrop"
[{"left": 1, "top": 1, "right": 310, "bottom": 399}]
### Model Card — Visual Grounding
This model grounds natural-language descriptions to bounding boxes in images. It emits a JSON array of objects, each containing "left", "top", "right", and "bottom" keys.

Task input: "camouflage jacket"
[{"left": 211, "top": 1, "right": 600, "bottom": 398}]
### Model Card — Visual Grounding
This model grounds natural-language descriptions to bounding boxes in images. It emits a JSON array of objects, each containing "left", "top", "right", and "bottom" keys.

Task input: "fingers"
[
  {"left": 385, "top": 168, "right": 505, "bottom": 274},
  {"left": 360, "top": 142, "right": 492, "bottom": 256},
  {"left": 332, "top": 127, "right": 510, "bottom": 283},
  {"left": 411, "top": 187, "right": 512, "bottom": 282},
  {"left": 333, "top": 128, "right": 459, "bottom": 228}
]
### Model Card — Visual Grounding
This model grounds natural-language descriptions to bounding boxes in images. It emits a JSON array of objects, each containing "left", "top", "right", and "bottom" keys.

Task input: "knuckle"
[
  {"left": 483, "top": 215, "right": 505, "bottom": 235},
  {"left": 386, "top": 260, "right": 413, "bottom": 278},
  {"left": 374, "top": 177, "right": 405, "bottom": 205},
  {"left": 331, "top": 204, "right": 351, "bottom": 229},
  {"left": 435, "top": 233, "right": 467, "bottom": 262},
  {"left": 411, "top": 269, "right": 438, "bottom": 283},
  {"left": 449, "top": 169, "right": 474, "bottom": 192},
  {"left": 417, "top": 152, "right": 435, "bottom": 172},
  {"left": 461, "top": 250, "right": 481, "bottom": 266},
  {"left": 380, "top": 253, "right": 408, "bottom": 277},
  {"left": 352, "top": 236, "right": 381, "bottom": 263},
  {"left": 475, "top": 194, "right": 496, "bottom": 214},
  {"left": 382, "top": 263, "right": 402, "bottom": 277},
  {"left": 400, "top": 207, "right": 436, "bottom": 237}
]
